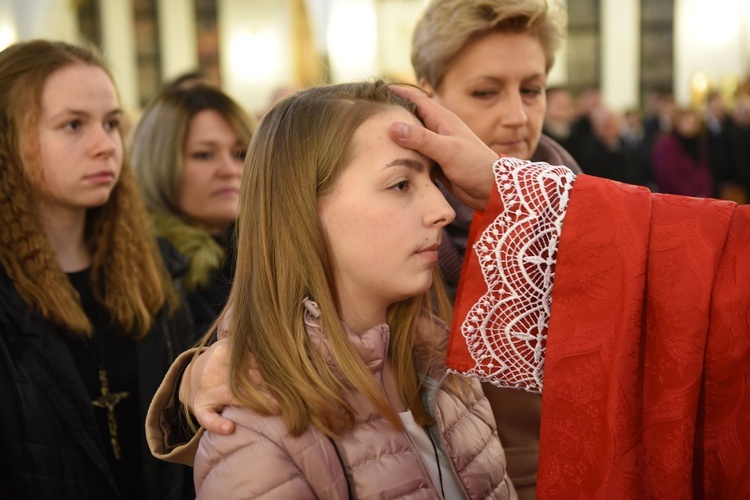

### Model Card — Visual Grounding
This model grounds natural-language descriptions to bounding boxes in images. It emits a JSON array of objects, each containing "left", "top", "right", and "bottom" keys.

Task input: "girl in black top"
[{"left": 0, "top": 40, "right": 193, "bottom": 499}]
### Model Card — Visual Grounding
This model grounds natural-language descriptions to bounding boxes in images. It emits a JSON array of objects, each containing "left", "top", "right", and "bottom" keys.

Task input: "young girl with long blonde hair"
[{"left": 151, "top": 80, "right": 515, "bottom": 498}]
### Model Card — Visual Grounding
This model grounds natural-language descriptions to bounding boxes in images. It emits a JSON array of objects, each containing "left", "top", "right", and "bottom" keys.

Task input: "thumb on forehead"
[{"left": 389, "top": 120, "right": 441, "bottom": 163}]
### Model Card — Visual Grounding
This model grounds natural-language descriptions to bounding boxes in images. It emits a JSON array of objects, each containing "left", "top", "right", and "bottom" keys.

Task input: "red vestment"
[{"left": 448, "top": 159, "right": 750, "bottom": 499}]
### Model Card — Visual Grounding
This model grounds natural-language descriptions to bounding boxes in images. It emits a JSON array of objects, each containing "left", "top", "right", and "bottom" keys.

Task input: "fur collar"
[{"left": 149, "top": 211, "right": 225, "bottom": 292}]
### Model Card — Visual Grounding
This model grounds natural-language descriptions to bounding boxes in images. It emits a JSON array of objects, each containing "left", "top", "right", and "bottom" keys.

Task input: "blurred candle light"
[
  {"left": 326, "top": 0, "right": 377, "bottom": 81},
  {"left": 683, "top": 0, "right": 742, "bottom": 46},
  {"left": 690, "top": 70, "right": 711, "bottom": 106},
  {"left": 0, "top": 23, "right": 17, "bottom": 51},
  {"left": 229, "top": 29, "right": 281, "bottom": 82}
]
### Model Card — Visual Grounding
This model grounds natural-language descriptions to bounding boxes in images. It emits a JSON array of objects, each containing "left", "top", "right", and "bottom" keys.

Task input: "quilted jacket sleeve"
[{"left": 194, "top": 406, "right": 348, "bottom": 499}]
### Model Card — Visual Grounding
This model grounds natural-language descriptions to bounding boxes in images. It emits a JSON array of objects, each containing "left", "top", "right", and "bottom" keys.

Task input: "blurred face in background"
[
  {"left": 592, "top": 108, "right": 624, "bottom": 147},
  {"left": 177, "top": 109, "right": 245, "bottom": 234},
  {"left": 545, "top": 88, "right": 576, "bottom": 125},
  {"left": 422, "top": 31, "right": 547, "bottom": 160},
  {"left": 706, "top": 94, "right": 726, "bottom": 120},
  {"left": 674, "top": 109, "right": 701, "bottom": 138}
]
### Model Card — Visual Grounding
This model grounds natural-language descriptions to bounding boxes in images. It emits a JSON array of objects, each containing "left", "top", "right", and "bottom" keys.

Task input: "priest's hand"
[{"left": 389, "top": 84, "right": 498, "bottom": 211}]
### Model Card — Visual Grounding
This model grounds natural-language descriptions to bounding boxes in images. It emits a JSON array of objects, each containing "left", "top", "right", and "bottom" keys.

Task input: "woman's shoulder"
[
  {"left": 411, "top": 314, "right": 450, "bottom": 377},
  {"left": 221, "top": 405, "right": 297, "bottom": 440},
  {"left": 0, "top": 266, "right": 32, "bottom": 328},
  {"left": 535, "top": 134, "right": 582, "bottom": 174},
  {"left": 154, "top": 237, "right": 190, "bottom": 278},
  {"left": 415, "top": 314, "right": 449, "bottom": 348},
  {"left": 196, "top": 406, "right": 288, "bottom": 471},
  {"left": 150, "top": 211, "right": 224, "bottom": 291}
]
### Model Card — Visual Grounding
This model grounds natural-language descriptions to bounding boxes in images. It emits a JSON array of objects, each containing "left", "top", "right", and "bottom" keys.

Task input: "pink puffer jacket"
[{"left": 193, "top": 301, "right": 516, "bottom": 499}]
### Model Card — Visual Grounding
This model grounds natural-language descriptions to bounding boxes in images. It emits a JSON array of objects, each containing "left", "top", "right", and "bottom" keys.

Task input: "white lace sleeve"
[{"left": 454, "top": 157, "right": 575, "bottom": 393}]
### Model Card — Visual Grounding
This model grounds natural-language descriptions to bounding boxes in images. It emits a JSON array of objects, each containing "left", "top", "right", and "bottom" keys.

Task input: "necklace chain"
[{"left": 82, "top": 333, "right": 129, "bottom": 460}]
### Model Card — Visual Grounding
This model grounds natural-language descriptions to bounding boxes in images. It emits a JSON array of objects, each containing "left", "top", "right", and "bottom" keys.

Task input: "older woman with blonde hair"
[
  {"left": 130, "top": 85, "right": 255, "bottom": 338},
  {"left": 411, "top": 1, "right": 579, "bottom": 497},
  {"left": 412, "top": 0, "right": 576, "bottom": 291}
]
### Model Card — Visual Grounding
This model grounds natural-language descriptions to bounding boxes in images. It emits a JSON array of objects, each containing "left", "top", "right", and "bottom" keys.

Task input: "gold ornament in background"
[
  {"left": 290, "top": 0, "right": 325, "bottom": 86},
  {"left": 719, "top": 74, "right": 740, "bottom": 108},
  {"left": 690, "top": 70, "right": 711, "bottom": 108}
]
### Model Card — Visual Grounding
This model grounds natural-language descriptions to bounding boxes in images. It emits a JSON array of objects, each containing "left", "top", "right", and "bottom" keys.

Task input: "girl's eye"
[
  {"left": 390, "top": 180, "right": 409, "bottom": 192},
  {"left": 233, "top": 149, "right": 247, "bottom": 161},
  {"left": 104, "top": 118, "right": 120, "bottom": 130},
  {"left": 65, "top": 120, "right": 82, "bottom": 131}
]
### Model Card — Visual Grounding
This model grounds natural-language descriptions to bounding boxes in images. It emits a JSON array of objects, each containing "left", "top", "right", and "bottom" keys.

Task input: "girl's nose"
[
  {"left": 92, "top": 126, "right": 119, "bottom": 158},
  {"left": 426, "top": 183, "right": 456, "bottom": 228}
]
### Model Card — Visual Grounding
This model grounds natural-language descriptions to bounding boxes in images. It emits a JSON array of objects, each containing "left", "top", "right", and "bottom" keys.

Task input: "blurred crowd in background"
[{"left": 543, "top": 84, "right": 750, "bottom": 203}]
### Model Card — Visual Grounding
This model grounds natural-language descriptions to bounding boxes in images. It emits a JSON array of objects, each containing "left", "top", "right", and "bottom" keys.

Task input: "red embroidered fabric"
[{"left": 448, "top": 162, "right": 750, "bottom": 498}]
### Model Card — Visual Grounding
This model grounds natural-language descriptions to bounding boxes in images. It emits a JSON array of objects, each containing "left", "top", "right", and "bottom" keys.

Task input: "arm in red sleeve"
[{"left": 447, "top": 157, "right": 576, "bottom": 393}]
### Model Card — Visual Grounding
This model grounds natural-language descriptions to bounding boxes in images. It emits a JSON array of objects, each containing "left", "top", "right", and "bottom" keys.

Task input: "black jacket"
[
  {"left": 0, "top": 240, "right": 194, "bottom": 500},
  {"left": 149, "top": 212, "right": 236, "bottom": 340}
]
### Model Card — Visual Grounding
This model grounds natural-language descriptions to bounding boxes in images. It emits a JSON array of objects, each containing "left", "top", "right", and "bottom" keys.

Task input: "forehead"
[
  {"left": 187, "top": 109, "right": 235, "bottom": 136},
  {"left": 350, "top": 107, "right": 420, "bottom": 153},
  {"left": 450, "top": 31, "right": 546, "bottom": 77},
  {"left": 40, "top": 63, "right": 117, "bottom": 111}
]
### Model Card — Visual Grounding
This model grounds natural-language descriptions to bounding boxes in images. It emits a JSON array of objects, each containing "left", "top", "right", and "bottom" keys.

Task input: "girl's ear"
[{"left": 417, "top": 78, "right": 435, "bottom": 98}]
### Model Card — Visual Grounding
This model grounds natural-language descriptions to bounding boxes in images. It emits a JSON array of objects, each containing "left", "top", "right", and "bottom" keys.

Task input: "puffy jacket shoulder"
[
  {"left": 195, "top": 406, "right": 349, "bottom": 499},
  {"left": 436, "top": 375, "right": 514, "bottom": 498}
]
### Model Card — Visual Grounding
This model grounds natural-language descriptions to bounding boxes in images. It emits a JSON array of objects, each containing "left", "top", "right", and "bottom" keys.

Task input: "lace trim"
[{"left": 454, "top": 158, "right": 575, "bottom": 393}]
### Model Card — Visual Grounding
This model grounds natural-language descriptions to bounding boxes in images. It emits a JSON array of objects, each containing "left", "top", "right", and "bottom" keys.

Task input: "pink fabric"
[{"left": 194, "top": 307, "right": 514, "bottom": 499}]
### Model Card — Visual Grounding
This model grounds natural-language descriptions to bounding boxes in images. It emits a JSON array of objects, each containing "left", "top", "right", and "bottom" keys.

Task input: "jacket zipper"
[
  {"left": 432, "top": 371, "right": 472, "bottom": 499},
  {"left": 378, "top": 333, "right": 445, "bottom": 498}
]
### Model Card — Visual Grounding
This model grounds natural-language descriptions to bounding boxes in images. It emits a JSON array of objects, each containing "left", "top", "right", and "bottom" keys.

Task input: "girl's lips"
[
  {"left": 85, "top": 171, "right": 116, "bottom": 185},
  {"left": 417, "top": 249, "right": 439, "bottom": 263},
  {"left": 416, "top": 243, "right": 440, "bottom": 263}
]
